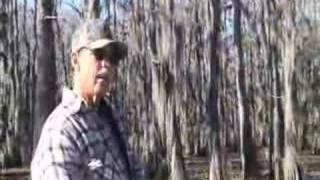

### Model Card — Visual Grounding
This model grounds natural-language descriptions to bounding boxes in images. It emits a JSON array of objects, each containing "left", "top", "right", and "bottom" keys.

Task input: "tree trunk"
[
  {"left": 272, "top": 46, "right": 284, "bottom": 180},
  {"left": 34, "top": 0, "right": 57, "bottom": 150},
  {"left": 21, "top": 0, "right": 33, "bottom": 165},
  {"left": 208, "top": 0, "right": 224, "bottom": 179},
  {"left": 281, "top": 1, "right": 301, "bottom": 179},
  {"left": 84, "top": 0, "right": 101, "bottom": 19},
  {"left": 233, "top": 0, "right": 258, "bottom": 179}
]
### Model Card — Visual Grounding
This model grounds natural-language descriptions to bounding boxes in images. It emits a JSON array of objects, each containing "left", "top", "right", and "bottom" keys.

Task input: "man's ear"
[{"left": 71, "top": 53, "right": 80, "bottom": 72}]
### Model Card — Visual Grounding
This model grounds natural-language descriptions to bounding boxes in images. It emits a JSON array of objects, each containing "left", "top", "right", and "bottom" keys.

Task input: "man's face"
[{"left": 75, "top": 47, "right": 117, "bottom": 102}]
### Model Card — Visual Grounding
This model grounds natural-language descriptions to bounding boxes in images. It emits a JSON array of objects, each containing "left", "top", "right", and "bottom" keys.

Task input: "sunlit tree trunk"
[
  {"left": 260, "top": 1, "right": 285, "bottom": 179},
  {"left": 148, "top": 0, "right": 188, "bottom": 179},
  {"left": 83, "top": 0, "right": 101, "bottom": 19},
  {"left": 281, "top": 0, "right": 300, "bottom": 179}
]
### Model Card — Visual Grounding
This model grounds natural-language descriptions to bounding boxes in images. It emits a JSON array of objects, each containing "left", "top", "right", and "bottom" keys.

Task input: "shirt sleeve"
[{"left": 31, "top": 123, "right": 83, "bottom": 180}]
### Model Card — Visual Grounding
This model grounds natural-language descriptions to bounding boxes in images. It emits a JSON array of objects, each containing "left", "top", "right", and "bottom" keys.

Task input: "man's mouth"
[{"left": 96, "top": 74, "right": 108, "bottom": 82}]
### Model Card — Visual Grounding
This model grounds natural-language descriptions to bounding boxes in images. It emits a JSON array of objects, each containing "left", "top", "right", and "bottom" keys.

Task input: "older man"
[{"left": 31, "top": 19, "right": 144, "bottom": 180}]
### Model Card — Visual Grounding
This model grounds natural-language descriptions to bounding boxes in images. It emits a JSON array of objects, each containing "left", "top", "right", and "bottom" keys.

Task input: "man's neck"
[{"left": 73, "top": 84, "right": 101, "bottom": 108}]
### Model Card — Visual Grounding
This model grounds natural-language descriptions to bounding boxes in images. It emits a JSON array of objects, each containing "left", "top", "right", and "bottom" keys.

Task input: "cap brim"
[{"left": 89, "top": 39, "right": 128, "bottom": 60}]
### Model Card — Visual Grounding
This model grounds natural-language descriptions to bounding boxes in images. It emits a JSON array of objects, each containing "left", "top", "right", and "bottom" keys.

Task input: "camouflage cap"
[{"left": 71, "top": 19, "right": 128, "bottom": 61}]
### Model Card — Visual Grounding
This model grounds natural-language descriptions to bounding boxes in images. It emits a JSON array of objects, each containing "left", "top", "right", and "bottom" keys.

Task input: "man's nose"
[{"left": 100, "top": 58, "right": 112, "bottom": 68}]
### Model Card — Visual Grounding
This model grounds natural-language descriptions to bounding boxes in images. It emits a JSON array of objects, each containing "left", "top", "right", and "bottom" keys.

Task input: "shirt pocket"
[{"left": 85, "top": 157, "right": 114, "bottom": 180}]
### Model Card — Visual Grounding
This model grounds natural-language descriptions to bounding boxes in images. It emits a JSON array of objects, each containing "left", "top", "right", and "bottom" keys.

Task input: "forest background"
[{"left": 1, "top": 0, "right": 320, "bottom": 179}]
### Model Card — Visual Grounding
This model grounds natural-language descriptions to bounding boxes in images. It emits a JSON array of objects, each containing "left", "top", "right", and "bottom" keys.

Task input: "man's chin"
[{"left": 94, "top": 87, "right": 108, "bottom": 98}]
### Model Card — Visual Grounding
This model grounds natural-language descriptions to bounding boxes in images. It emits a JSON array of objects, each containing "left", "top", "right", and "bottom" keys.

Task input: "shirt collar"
[
  {"left": 61, "top": 87, "right": 82, "bottom": 113},
  {"left": 61, "top": 86, "right": 111, "bottom": 114}
]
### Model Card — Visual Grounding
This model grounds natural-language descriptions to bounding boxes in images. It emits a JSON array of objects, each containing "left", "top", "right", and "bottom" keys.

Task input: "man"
[{"left": 31, "top": 19, "right": 144, "bottom": 180}]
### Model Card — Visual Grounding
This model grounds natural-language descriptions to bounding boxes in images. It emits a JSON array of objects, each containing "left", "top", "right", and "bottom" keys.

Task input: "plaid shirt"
[{"left": 31, "top": 88, "right": 145, "bottom": 180}]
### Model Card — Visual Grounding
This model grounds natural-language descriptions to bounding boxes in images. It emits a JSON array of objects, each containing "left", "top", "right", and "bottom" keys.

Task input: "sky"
[{"left": 17, "top": 0, "right": 79, "bottom": 9}]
